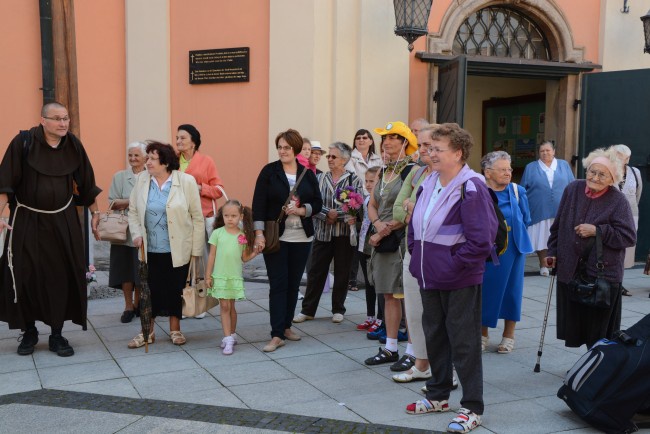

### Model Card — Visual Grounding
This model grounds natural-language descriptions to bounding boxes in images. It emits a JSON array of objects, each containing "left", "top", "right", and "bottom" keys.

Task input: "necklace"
[{"left": 380, "top": 155, "right": 412, "bottom": 197}]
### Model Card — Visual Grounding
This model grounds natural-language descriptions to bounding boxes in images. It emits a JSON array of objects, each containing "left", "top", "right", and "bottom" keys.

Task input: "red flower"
[{"left": 237, "top": 234, "right": 247, "bottom": 245}]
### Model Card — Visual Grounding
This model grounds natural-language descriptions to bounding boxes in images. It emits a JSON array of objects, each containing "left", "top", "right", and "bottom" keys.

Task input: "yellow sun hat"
[{"left": 373, "top": 121, "right": 418, "bottom": 156}]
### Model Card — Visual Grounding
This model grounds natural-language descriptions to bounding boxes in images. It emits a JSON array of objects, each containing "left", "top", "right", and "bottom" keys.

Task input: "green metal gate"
[{"left": 580, "top": 69, "right": 650, "bottom": 260}]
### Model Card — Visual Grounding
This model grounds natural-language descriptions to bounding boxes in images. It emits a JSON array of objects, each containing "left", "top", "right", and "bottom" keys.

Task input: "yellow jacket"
[{"left": 128, "top": 170, "right": 204, "bottom": 266}]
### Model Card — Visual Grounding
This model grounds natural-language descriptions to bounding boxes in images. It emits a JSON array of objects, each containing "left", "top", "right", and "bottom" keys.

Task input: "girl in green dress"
[{"left": 206, "top": 200, "right": 258, "bottom": 355}]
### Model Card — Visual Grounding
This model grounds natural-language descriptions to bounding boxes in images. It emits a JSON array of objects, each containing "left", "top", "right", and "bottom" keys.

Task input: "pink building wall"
[{"left": 169, "top": 0, "right": 270, "bottom": 205}]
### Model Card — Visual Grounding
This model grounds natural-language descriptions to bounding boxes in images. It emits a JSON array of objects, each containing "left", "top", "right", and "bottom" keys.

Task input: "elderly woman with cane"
[{"left": 547, "top": 147, "right": 635, "bottom": 348}]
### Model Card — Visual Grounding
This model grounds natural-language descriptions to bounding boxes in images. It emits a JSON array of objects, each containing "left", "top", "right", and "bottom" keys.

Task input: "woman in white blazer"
[{"left": 127, "top": 141, "right": 204, "bottom": 348}]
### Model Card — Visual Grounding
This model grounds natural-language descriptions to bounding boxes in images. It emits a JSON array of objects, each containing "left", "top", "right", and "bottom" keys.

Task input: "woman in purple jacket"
[
  {"left": 547, "top": 148, "right": 635, "bottom": 348},
  {"left": 405, "top": 123, "right": 497, "bottom": 434}
]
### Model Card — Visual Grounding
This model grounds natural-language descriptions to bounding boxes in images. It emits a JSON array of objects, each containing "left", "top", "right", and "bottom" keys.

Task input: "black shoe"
[
  {"left": 134, "top": 305, "right": 140, "bottom": 317},
  {"left": 121, "top": 310, "right": 135, "bottom": 323},
  {"left": 364, "top": 347, "right": 399, "bottom": 366},
  {"left": 49, "top": 335, "right": 74, "bottom": 357},
  {"left": 621, "top": 287, "right": 632, "bottom": 297},
  {"left": 390, "top": 354, "right": 416, "bottom": 372},
  {"left": 17, "top": 328, "right": 39, "bottom": 356}
]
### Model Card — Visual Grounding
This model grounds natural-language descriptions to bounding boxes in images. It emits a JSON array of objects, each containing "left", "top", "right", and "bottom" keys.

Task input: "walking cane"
[{"left": 534, "top": 267, "right": 556, "bottom": 373}]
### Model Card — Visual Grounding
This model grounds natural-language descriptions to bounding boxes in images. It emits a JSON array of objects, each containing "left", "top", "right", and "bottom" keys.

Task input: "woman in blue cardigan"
[
  {"left": 520, "top": 141, "right": 574, "bottom": 276},
  {"left": 480, "top": 152, "right": 533, "bottom": 354}
]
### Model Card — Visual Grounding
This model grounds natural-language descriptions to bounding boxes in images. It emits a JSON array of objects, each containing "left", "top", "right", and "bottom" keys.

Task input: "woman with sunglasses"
[
  {"left": 362, "top": 121, "right": 417, "bottom": 369},
  {"left": 345, "top": 129, "right": 383, "bottom": 293},
  {"left": 293, "top": 142, "right": 363, "bottom": 324}
]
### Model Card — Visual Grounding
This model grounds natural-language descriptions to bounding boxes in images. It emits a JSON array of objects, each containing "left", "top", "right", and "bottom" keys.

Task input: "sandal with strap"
[
  {"left": 364, "top": 347, "right": 398, "bottom": 365},
  {"left": 497, "top": 337, "right": 515, "bottom": 354},
  {"left": 128, "top": 332, "right": 155, "bottom": 349},
  {"left": 447, "top": 408, "right": 482, "bottom": 433},
  {"left": 390, "top": 354, "right": 416, "bottom": 372},
  {"left": 170, "top": 331, "right": 186, "bottom": 346},
  {"left": 406, "top": 399, "right": 450, "bottom": 415},
  {"left": 481, "top": 335, "right": 489, "bottom": 352}
]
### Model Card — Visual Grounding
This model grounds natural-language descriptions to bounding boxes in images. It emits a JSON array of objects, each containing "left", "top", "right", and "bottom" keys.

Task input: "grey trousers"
[{"left": 420, "top": 285, "right": 484, "bottom": 415}]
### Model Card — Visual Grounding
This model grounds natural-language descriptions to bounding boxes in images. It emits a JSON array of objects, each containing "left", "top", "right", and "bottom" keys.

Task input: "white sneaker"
[
  {"left": 332, "top": 313, "right": 344, "bottom": 323},
  {"left": 220, "top": 334, "right": 239, "bottom": 348},
  {"left": 194, "top": 312, "right": 207, "bottom": 319},
  {"left": 222, "top": 336, "right": 235, "bottom": 355},
  {"left": 292, "top": 313, "right": 314, "bottom": 323},
  {"left": 540, "top": 267, "right": 550, "bottom": 277}
]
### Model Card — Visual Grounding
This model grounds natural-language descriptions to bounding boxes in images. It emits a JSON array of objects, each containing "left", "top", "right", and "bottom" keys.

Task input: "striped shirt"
[{"left": 313, "top": 171, "right": 364, "bottom": 242}]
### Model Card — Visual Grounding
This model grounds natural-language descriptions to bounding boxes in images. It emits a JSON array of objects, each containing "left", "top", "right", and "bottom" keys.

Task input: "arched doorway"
[{"left": 418, "top": 1, "right": 598, "bottom": 173}]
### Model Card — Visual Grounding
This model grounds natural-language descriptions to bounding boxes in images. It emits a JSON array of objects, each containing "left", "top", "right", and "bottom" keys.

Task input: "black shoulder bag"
[{"left": 567, "top": 227, "right": 611, "bottom": 309}]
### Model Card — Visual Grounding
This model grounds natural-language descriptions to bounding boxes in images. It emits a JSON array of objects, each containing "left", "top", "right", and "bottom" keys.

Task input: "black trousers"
[
  {"left": 358, "top": 251, "right": 383, "bottom": 319},
  {"left": 421, "top": 285, "right": 484, "bottom": 415},
  {"left": 301, "top": 237, "right": 355, "bottom": 317},
  {"left": 263, "top": 241, "right": 311, "bottom": 339}
]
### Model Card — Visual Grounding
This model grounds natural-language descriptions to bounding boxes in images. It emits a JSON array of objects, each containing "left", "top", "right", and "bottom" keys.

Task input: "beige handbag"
[
  {"left": 182, "top": 257, "right": 219, "bottom": 317},
  {"left": 97, "top": 201, "right": 129, "bottom": 243}
]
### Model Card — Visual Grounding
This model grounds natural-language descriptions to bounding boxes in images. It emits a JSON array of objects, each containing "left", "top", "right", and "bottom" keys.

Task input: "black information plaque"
[{"left": 189, "top": 47, "right": 250, "bottom": 84}]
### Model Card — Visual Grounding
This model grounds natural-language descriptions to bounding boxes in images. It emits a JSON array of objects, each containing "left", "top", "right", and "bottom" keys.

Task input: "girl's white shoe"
[{"left": 222, "top": 336, "right": 235, "bottom": 355}]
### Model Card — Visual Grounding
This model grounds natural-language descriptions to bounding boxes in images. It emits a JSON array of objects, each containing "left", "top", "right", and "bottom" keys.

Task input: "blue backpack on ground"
[{"left": 557, "top": 314, "right": 650, "bottom": 434}]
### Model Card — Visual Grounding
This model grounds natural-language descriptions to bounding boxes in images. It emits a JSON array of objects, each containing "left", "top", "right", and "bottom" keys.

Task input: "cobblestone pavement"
[{"left": 1, "top": 244, "right": 649, "bottom": 433}]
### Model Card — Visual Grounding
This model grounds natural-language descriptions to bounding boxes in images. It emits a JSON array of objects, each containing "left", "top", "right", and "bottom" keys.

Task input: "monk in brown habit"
[{"left": 0, "top": 102, "right": 101, "bottom": 357}]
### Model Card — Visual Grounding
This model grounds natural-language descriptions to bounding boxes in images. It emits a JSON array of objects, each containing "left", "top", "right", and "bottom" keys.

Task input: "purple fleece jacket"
[{"left": 408, "top": 165, "right": 498, "bottom": 290}]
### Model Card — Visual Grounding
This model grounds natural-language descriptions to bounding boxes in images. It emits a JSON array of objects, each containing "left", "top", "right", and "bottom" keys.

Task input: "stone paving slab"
[
  {"left": 0, "top": 403, "right": 140, "bottom": 434},
  {"left": 0, "top": 256, "right": 648, "bottom": 432}
]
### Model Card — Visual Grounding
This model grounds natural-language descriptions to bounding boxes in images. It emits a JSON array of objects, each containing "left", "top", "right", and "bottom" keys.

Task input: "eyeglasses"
[
  {"left": 426, "top": 147, "right": 451, "bottom": 154},
  {"left": 586, "top": 169, "right": 611, "bottom": 181},
  {"left": 326, "top": 155, "right": 337, "bottom": 160},
  {"left": 487, "top": 167, "right": 513, "bottom": 174},
  {"left": 277, "top": 145, "right": 293, "bottom": 152},
  {"left": 43, "top": 116, "right": 70, "bottom": 123}
]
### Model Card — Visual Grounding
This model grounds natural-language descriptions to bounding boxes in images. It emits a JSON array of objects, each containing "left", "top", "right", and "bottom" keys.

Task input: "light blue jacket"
[{"left": 520, "top": 158, "right": 574, "bottom": 225}]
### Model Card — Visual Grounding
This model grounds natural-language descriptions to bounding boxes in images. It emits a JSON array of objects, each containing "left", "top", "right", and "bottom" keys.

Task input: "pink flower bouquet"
[{"left": 335, "top": 186, "right": 363, "bottom": 246}]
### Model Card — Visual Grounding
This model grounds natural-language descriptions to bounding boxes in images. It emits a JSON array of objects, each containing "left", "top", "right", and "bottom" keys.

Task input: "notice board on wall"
[
  {"left": 189, "top": 47, "right": 250, "bottom": 84},
  {"left": 482, "top": 93, "right": 546, "bottom": 171}
]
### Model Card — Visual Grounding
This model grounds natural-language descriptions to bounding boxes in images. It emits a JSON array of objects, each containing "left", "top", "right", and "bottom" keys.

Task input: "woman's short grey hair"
[
  {"left": 481, "top": 150, "right": 511, "bottom": 172},
  {"left": 329, "top": 142, "right": 352, "bottom": 162},
  {"left": 610, "top": 144, "right": 631, "bottom": 158},
  {"left": 582, "top": 147, "right": 624, "bottom": 185},
  {"left": 127, "top": 141, "right": 147, "bottom": 155}
]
